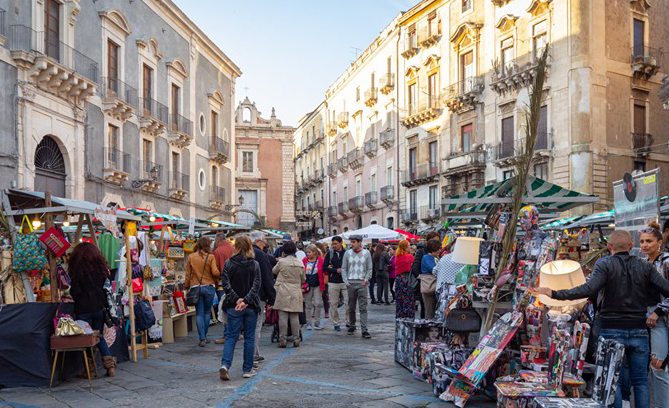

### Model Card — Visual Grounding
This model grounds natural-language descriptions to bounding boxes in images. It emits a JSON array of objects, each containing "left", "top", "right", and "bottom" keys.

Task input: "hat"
[{"left": 349, "top": 235, "right": 363, "bottom": 242}]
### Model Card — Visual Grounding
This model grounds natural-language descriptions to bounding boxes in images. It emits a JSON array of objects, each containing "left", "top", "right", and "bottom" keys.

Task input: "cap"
[{"left": 349, "top": 235, "right": 363, "bottom": 242}]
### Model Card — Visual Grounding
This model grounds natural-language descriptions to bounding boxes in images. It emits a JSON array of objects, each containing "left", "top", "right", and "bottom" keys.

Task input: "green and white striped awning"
[
  {"left": 442, "top": 175, "right": 599, "bottom": 216},
  {"left": 540, "top": 215, "right": 585, "bottom": 230}
]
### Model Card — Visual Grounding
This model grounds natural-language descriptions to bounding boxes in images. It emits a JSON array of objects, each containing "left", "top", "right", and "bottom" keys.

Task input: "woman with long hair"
[
  {"left": 393, "top": 240, "right": 415, "bottom": 319},
  {"left": 185, "top": 236, "right": 220, "bottom": 347},
  {"left": 373, "top": 244, "right": 391, "bottom": 305},
  {"left": 303, "top": 244, "right": 325, "bottom": 330},
  {"left": 272, "top": 241, "right": 305, "bottom": 347},
  {"left": 68, "top": 242, "right": 116, "bottom": 376},
  {"left": 314, "top": 242, "right": 330, "bottom": 318},
  {"left": 219, "top": 235, "right": 261, "bottom": 381},
  {"left": 388, "top": 246, "right": 397, "bottom": 302},
  {"left": 640, "top": 222, "right": 669, "bottom": 408}
]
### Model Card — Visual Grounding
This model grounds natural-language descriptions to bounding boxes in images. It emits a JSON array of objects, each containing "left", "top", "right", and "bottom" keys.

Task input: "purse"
[
  {"left": 186, "top": 253, "right": 209, "bottom": 306},
  {"left": 39, "top": 227, "right": 70, "bottom": 257},
  {"left": 167, "top": 244, "right": 185, "bottom": 259},
  {"left": 420, "top": 274, "right": 437, "bottom": 294},
  {"left": 103, "top": 278, "right": 119, "bottom": 327},
  {"left": 445, "top": 308, "right": 482, "bottom": 333},
  {"left": 55, "top": 317, "right": 85, "bottom": 337},
  {"left": 13, "top": 216, "right": 47, "bottom": 271},
  {"left": 132, "top": 277, "right": 143, "bottom": 293},
  {"left": 183, "top": 240, "right": 196, "bottom": 253}
]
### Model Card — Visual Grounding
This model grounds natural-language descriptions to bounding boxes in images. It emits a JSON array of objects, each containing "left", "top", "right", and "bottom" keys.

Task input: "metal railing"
[
  {"left": 104, "top": 148, "right": 130, "bottom": 173},
  {"left": 139, "top": 98, "right": 169, "bottom": 123},
  {"left": 380, "top": 185, "right": 395, "bottom": 201},
  {"left": 632, "top": 133, "right": 653, "bottom": 152},
  {"left": 337, "top": 112, "right": 349, "bottom": 126},
  {"left": 337, "top": 157, "right": 348, "bottom": 171},
  {"left": 211, "top": 137, "right": 230, "bottom": 157},
  {"left": 328, "top": 163, "right": 338, "bottom": 177},
  {"left": 364, "top": 87, "right": 378, "bottom": 102},
  {"left": 420, "top": 205, "right": 440, "bottom": 220},
  {"left": 338, "top": 202, "right": 349, "bottom": 215},
  {"left": 380, "top": 73, "right": 395, "bottom": 90},
  {"left": 497, "top": 141, "right": 516, "bottom": 159},
  {"left": 140, "top": 161, "right": 162, "bottom": 182},
  {"left": 328, "top": 206, "right": 338, "bottom": 218},
  {"left": 348, "top": 196, "right": 364, "bottom": 211},
  {"left": 380, "top": 128, "right": 395, "bottom": 148},
  {"left": 444, "top": 76, "right": 485, "bottom": 99},
  {"left": 101, "top": 77, "right": 138, "bottom": 107},
  {"left": 210, "top": 186, "right": 226, "bottom": 202},
  {"left": 365, "top": 191, "right": 378, "bottom": 207},
  {"left": 403, "top": 162, "right": 440, "bottom": 183},
  {"left": 8, "top": 25, "right": 99, "bottom": 84},
  {"left": 630, "top": 46, "right": 661, "bottom": 66},
  {"left": 0, "top": 8, "right": 6, "bottom": 37},
  {"left": 169, "top": 171, "right": 189, "bottom": 191},
  {"left": 402, "top": 212, "right": 418, "bottom": 223},
  {"left": 170, "top": 113, "right": 193, "bottom": 135},
  {"left": 347, "top": 148, "right": 363, "bottom": 164},
  {"left": 364, "top": 139, "right": 378, "bottom": 156},
  {"left": 408, "top": 97, "right": 441, "bottom": 116}
]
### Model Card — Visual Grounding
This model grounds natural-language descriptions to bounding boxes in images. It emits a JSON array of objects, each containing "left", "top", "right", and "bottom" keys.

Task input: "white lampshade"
[
  {"left": 539, "top": 260, "right": 587, "bottom": 307},
  {"left": 452, "top": 237, "right": 483, "bottom": 265}
]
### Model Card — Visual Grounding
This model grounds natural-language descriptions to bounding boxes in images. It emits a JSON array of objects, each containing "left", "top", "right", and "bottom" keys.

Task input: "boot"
[
  {"left": 79, "top": 356, "right": 98, "bottom": 379},
  {"left": 102, "top": 356, "right": 116, "bottom": 377},
  {"left": 293, "top": 340, "right": 300, "bottom": 348},
  {"left": 278, "top": 340, "right": 287, "bottom": 348}
]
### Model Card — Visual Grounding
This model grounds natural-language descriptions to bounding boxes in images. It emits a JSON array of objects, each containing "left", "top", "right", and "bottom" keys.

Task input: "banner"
[
  {"left": 613, "top": 169, "right": 659, "bottom": 244},
  {"left": 95, "top": 205, "right": 119, "bottom": 237}
]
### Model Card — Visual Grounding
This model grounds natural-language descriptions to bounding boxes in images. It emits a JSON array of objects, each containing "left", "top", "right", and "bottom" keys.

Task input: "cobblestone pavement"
[{"left": 0, "top": 303, "right": 495, "bottom": 407}]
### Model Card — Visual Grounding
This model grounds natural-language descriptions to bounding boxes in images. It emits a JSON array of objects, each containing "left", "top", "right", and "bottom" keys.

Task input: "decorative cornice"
[
  {"left": 136, "top": 36, "right": 163, "bottom": 60},
  {"left": 99, "top": 8, "right": 132, "bottom": 37},
  {"left": 165, "top": 58, "right": 188, "bottom": 79}
]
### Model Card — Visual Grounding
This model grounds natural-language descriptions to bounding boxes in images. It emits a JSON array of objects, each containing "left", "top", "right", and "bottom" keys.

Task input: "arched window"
[{"left": 34, "top": 136, "right": 66, "bottom": 197}]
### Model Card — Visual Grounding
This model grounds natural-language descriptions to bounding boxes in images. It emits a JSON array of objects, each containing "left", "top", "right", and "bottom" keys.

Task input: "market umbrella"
[
  {"left": 342, "top": 225, "right": 401, "bottom": 241},
  {"left": 395, "top": 228, "right": 420, "bottom": 240}
]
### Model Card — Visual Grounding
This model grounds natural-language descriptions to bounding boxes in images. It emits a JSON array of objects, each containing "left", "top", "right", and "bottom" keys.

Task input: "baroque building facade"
[
  {"left": 0, "top": 0, "right": 240, "bottom": 220},
  {"left": 295, "top": 0, "right": 669, "bottom": 236},
  {"left": 234, "top": 98, "right": 295, "bottom": 232}
]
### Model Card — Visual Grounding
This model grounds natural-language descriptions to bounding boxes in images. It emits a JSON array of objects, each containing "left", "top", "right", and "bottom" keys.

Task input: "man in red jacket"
[{"left": 214, "top": 232, "right": 234, "bottom": 345}]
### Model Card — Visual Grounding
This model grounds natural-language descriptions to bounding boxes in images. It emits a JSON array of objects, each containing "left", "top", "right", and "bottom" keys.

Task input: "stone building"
[
  {"left": 234, "top": 98, "right": 295, "bottom": 232},
  {"left": 0, "top": 0, "right": 240, "bottom": 220}
]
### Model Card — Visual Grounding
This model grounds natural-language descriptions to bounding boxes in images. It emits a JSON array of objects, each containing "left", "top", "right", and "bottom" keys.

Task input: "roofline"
[
  {"left": 399, "top": 0, "right": 447, "bottom": 26},
  {"left": 295, "top": 101, "right": 327, "bottom": 130}
]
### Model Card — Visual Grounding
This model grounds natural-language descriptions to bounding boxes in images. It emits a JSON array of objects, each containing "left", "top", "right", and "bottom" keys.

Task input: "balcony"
[
  {"left": 101, "top": 77, "right": 137, "bottom": 122},
  {"left": 314, "top": 201, "right": 324, "bottom": 211},
  {"left": 632, "top": 133, "right": 653, "bottom": 156},
  {"left": 401, "top": 212, "right": 418, "bottom": 225},
  {"left": 138, "top": 98, "right": 168, "bottom": 136},
  {"left": 210, "top": 186, "right": 226, "bottom": 209},
  {"left": 364, "top": 139, "right": 378, "bottom": 158},
  {"left": 348, "top": 196, "right": 365, "bottom": 213},
  {"left": 491, "top": 54, "right": 544, "bottom": 95},
  {"left": 337, "top": 112, "right": 349, "bottom": 129},
  {"left": 347, "top": 148, "right": 364, "bottom": 170},
  {"left": 328, "top": 206, "right": 338, "bottom": 220},
  {"left": 137, "top": 161, "right": 162, "bottom": 193},
  {"left": 338, "top": 202, "right": 350, "bottom": 218},
  {"left": 0, "top": 8, "right": 5, "bottom": 45},
  {"left": 365, "top": 191, "right": 378, "bottom": 208},
  {"left": 168, "top": 113, "right": 193, "bottom": 148},
  {"left": 442, "top": 149, "right": 486, "bottom": 177},
  {"left": 103, "top": 148, "right": 130, "bottom": 185},
  {"left": 401, "top": 41, "right": 420, "bottom": 59},
  {"left": 380, "top": 185, "right": 395, "bottom": 205},
  {"left": 380, "top": 73, "right": 395, "bottom": 95},
  {"left": 491, "top": 0, "right": 512, "bottom": 5},
  {"left": 420, "top": 206, "right": 441, "bottom": 222},
  {"left": 418, "top": 27, "right": 440, "bottom": 48},
  {"left": 327, "top": 123, "right": 338, "bottom": 137},
  {"left": 364, "top": 87, "right": 378, "bottom": 107},
  {"left": 401, "top": 162, "right": 440, "bottom": 187},
  {"left": 494, "top": 133, "right": 552, "bottom": 166},
  {"left": 337, "top": 157, "right": 349, "bottom": 173},
  {"left": 168, "top": 171, "right": 189, "bottom": 201},
  {"left": 443, "top": 76, "right": 485, "bottom": 114},
  {"left": 313, "top": 130, "right": 325, "bottom": 145},
  {"left": 631, "top": 46, "right": 661, "bottom": 80},
  {"left": 210, "top": 137, "right": 230, "bottom": 164},
  {"left": 401, "top": 98, "right": 442, "bottom": 128},
  {"left": 8, "top": 25, "right": 98, "bottom": 102},
  {"left": 328, "top": 163, "right": 338, "bottom": 178},
  {"left": 380, "top": 128, "right": 395, "bottom": 149}
]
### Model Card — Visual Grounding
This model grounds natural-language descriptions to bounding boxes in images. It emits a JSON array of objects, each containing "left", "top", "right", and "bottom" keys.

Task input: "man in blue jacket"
[{"left": 250, "top": 230, "right": 276, "bottom": 363}]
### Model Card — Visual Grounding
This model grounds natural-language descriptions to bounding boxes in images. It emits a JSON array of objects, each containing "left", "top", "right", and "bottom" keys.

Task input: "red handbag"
[
  {"left": 265, "top": 306, "right": 279, "bottom": 324},
  {"left": 39, "top": 227, "right": 70, "bottom": 257},
  {"left": 132, "top": 278, "right": 143, "bottom": 293}
]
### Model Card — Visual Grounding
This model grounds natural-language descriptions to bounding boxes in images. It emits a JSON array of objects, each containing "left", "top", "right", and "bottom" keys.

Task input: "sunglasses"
[{"left": 639, "top": 228, "right": 657, "bottom": 234}]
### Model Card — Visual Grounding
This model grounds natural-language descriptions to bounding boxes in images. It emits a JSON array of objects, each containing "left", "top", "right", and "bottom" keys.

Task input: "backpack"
[{"left": 133, "top": 298, "right": 156, "bottom": 332}]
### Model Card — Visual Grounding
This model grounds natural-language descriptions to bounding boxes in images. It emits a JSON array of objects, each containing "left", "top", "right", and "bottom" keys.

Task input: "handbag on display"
[
  {"left": 185, "top": 254, "right": 209, "bottom": 306},
  {"left": 13, "top": 215, "right": 47, "bottom": 271},
  {"left": 55, "top": 317, "right": 85, "bottom": 337},
  {"left": 103, "top": 278, "right": 119, "bottom": 327},
  {"left": 167, "top": 244, "right": 185, "bottom": 259},
  {"left": 133, "top": 298, "right": 156, "bottom": 332},
  {"left": 132, "top": 277, "right": 143, "bottom": 293},
  {"left": 183, "top": 240, "right": 196, "bottom": 253},
  {"left": 38, "top": 227, "right": 70, "bottom": 257},
  {"left": 445, "top": 308, "right": 482, "bottom": 333},
  {"left": 420, "top": 274, "right": 437, "bottom": 294}
]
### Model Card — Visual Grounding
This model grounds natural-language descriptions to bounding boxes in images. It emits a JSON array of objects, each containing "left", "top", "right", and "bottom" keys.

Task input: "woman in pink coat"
[{"left": 303, "top": 244, "right": 326, "bottom": 330}]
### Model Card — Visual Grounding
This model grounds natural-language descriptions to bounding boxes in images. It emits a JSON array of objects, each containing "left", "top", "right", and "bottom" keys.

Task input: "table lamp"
[
  {"left": 538, "top": 260, "right": 587, "bottom": 307},
  {"left": 452, "top": 237, "right": 484, "bottom": 265}
]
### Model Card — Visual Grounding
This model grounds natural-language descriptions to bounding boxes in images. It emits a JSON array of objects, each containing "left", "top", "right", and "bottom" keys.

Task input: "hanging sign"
[
  {"left": 95, "top": 206, "right": 119, "bottom": 237},
  {"left": 188, "top": 216, "right": 195, "bottom": 236},
  {"left": 613, "top": 168, "right": 659, "bottom": 244}
]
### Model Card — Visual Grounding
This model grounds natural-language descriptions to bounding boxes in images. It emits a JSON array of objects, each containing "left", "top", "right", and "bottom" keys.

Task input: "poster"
[{"left": 613, "top": 169, "right": 659, "bottom": 245}]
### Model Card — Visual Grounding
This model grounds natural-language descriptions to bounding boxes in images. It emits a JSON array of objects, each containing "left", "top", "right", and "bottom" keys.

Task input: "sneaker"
[
  {"left": 306, "top": 323, "right": 314, "bottom": 330},
  {"left": 214, "top": 337, "right": 226, "bottom": 345},
  {"left": 254, "top": 355, "right": 265, "bottom": 362},
  {"left": 325, "top": 312, "right": 329, "bottom": 318},
  {"left": 334, "top": 326, "right": 341, "bottom": 332},
  {"left": 346, "top": 324, "right": 351, "bottom": 329},
  {"left": 205, "top": 338, "right": 211, "bottom": 344},
  {"left": 253, "top": 362, "right": 259, "bottom": 368},
  {"left": 371, "top": 300, "right": 377, "bottom": 304},
  {"left": 219, "top": 366, "right": 229, "bottom": 381},
  {"left": 314, "top": 323, "right": 323, "bottom": 330},
  {"left": 243, "top": 369, "right": 258, "bottom": 379},
  {"left": 347, "top": 327, "right": 355, "bottom": 335},
  {"left": 362, "top": 331, "right": 371, "bottom": 339},
  {"left": 198, "top": 340, "right": 206, "bottom": 347}
]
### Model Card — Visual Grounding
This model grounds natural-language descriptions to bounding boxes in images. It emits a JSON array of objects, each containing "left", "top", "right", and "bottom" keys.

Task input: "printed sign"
[
  {"left": 613, "top": 169, "right": 659, "bottom": 244},
  {"left": 188, "top": 216, "right": 195, "bottom": 236},
  {"left": 94, "top": 206, "right": 119, "bottom": 237}
]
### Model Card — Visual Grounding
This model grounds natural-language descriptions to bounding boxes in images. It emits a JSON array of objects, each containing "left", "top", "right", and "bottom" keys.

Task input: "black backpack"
[{"left": 134, "top": 298, "right": 156, "bottom": 332}]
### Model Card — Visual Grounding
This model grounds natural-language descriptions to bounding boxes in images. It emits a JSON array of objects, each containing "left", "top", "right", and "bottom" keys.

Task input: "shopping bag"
[
  {"left": 38, "top": 227, "right": 70, "bottom": 257},
  {"left": 13, "top": 216, "right": 47, "bottom": 271}
]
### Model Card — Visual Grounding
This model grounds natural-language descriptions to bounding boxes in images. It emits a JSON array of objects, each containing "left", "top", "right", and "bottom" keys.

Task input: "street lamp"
[
  {"left": 131, "top": 166, "right": 160, "bottom": 189},
  {"left": 225, "top": 194, "right": 245, "bottom": 211}
]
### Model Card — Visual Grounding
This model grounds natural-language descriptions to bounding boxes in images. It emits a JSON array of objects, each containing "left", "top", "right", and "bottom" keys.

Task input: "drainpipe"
[{"left": 395, "top": 27, "right": 401, "bottom": 229}]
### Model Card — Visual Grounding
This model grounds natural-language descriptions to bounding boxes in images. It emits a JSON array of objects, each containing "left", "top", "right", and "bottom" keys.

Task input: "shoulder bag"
[
  {"left": 186, "top": 253, "right": 210, "bottom": 306},
  {"left": 420, "top": 274, "right": 437, "bottom": 294},
  {"left": 13, "top": 215, "right": 47, "bottom": 272},
  {"left": 306, "top": 260, "right": 320, "bottom": 287},
  {"left": 445, "top": 308, "right": 482, "bottom": 333}
]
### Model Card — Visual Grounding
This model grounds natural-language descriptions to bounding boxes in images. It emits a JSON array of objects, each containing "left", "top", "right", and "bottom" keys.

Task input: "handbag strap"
[
  {"left": 20, "top": 215, "right": 33, "bottom": 233},
  {"left": 197, "top": 252, "right": 210, "bottom": 286}
]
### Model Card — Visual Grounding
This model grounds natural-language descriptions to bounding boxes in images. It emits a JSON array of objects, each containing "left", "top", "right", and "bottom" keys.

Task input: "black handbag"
[
  {"left": 186, "top": 253, "right": 209, "bottom": 307},
  {"left": 445, "top": 308, "right": 482, "bottom": 333}
]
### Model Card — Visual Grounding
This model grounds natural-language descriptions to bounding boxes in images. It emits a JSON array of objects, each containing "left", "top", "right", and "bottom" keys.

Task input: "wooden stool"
[
  {"left": 50, "top": 346, "right": 98, "bottom": 390},
  {"left": 49, "top": 333, "right": 100, "bottom": 390}
]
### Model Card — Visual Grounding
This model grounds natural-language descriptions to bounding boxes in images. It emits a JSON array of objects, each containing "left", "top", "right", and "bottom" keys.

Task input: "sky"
[{"left": 173, "top": 0, "right": 416, "bottom": 127}]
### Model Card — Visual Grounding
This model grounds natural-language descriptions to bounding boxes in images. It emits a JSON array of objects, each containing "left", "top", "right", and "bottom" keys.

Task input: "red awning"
[{"left": 395, "top": 229, "right": 420, "bottom": 241}]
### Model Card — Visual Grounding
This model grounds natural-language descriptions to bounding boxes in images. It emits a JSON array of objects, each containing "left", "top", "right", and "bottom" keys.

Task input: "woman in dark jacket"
[
  {"left": 373, "top": 244, "right": 391, "bottom": 305},
  {"left": 219, "top": 235, "right": 261, "bottom": 381},
  {"left": 68, "top": 242, "right": 116, "bottom": 377}
]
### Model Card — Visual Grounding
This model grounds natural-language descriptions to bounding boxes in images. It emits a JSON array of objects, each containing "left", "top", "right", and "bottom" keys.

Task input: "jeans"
[
  {"left": 221, "top": 307, "right": 258, "bottom": 373},
  {"left": 194, "top": 285, "right": 216, "bottom": 341},
  {"left": 376, "top": 277, "right": 389, "bottom": 303},
  {"left": 255, "top": 301, "right": 265, "bottom": 357},
  {"left": 329, "top": 282, "right": 349, "bottom": 327},
  {"left": 278, "top": 311, "right": 300, "bottom": 343},
  {"left": 369, "top": 277, "right": 376, "bottom": 302},
  {"left": 304, "top": 286, "right": 322, "bottom": 326},
  {"left": 77, "top": 310, "right": 112, "bottom": 357},
  {"left": 389, "top": 278, "right": 396, "bottom": 300},
  {"left": 347, "top": 282, "right": 368, "bottom": 332},
  {"left": 600, "top": 328, "right": 650, "bottom": 408},
  {"left": 649, "top": 307, "right": 669, "bottom": 408}
]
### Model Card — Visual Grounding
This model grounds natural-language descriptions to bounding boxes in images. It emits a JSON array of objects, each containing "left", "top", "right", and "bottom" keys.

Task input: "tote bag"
[{"left": 13, "top": 215, "right": 47, "bottom": 271}]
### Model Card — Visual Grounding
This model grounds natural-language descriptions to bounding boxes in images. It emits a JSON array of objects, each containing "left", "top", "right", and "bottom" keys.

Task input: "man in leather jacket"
[{"left": 537, "top": 230, "right": 669, "bottom": 408}]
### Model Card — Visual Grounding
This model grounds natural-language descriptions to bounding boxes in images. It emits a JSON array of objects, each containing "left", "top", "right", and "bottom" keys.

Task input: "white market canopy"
[{"left": 342, "top": 225, "right": 402, "bottom": 241}]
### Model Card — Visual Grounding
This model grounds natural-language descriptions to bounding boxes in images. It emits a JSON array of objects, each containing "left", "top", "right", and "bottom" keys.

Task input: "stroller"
[{"left": 268, "top": 303, "right": 306, "bottom": 343}]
